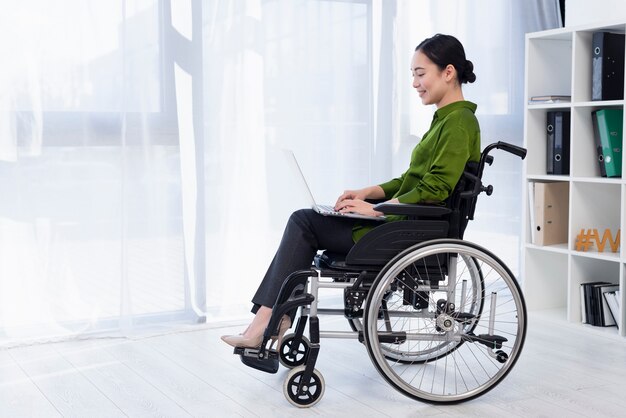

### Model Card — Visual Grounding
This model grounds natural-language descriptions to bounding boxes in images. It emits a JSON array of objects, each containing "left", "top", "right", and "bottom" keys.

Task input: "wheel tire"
[
  {"left": 279, "top": 333, "right": 311, "bottom": 369},
  {"left": 283, "top": 366, "right": 325, "bottom": 408}
]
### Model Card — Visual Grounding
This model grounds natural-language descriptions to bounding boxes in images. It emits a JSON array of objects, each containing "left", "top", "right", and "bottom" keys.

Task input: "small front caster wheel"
[
  {"left": 283, "top": 366, "right": 325, "bottom": 408},
  {"left": 495, "top": 350, "right": 509, "bottom": 364},
  {"left": 279, "top": 333, "right": 310, "bottom": 368}
]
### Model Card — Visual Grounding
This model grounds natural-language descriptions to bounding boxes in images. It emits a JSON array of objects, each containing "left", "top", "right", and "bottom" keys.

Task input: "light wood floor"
[{"left": 1, "top": 313, "right": 625, "bottom": 417}]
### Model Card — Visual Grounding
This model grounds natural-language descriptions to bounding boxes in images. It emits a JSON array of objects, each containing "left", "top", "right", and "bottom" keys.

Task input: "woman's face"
[{"left": 411, "top": 50, "right": 456, "bottom": 108}]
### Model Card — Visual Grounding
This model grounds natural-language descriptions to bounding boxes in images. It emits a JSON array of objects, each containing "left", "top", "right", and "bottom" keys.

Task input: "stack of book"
[
  {"left": 528, "top": 95, "right": 571, "bottom": 104},
  {"left": 580, "top": 282, "right": 620, "bottom": 328}
]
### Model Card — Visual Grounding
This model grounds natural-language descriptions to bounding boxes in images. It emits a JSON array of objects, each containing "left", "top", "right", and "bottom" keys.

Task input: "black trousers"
[{"left": 251, "top": 209, "right": 361, "bottom": 311}]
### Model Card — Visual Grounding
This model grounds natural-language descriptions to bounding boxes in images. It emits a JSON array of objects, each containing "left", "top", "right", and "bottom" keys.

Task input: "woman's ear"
[{"left": 444, "top": 64, "right": 456, "bottom": 82}]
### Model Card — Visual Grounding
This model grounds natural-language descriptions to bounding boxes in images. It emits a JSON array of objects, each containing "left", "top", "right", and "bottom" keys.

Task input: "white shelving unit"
[{"left": 522, "top": 21, "right": 626, "bottom": 338}]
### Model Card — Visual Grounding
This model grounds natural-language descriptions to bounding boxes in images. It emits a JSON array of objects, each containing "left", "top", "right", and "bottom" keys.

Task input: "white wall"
[{"left": 566, "top": 0, "right": 626, "bottom": 27}]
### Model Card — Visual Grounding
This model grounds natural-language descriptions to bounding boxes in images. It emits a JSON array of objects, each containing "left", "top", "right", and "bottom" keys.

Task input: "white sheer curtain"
[
  {"left": 204, "top": 0, "right": 561, "bottom": 321},
  {"left": 203, "top": 0, "right": 374, "bottom": 320},
  {"left": 0, "top": 0, "right": 204, "bottom": 346},
  {"left": 0, "top": 0, "right": 561, "bottom": 343}
]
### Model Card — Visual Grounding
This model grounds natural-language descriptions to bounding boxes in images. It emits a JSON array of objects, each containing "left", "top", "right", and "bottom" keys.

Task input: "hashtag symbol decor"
[{"left": 574, "top": 228, "right": 620, "bottom": 252}]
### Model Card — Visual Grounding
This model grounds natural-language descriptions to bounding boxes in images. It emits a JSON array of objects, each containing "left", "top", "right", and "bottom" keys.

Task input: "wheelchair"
[{"left": 233, "top": 141, "right": 528, "bottom": 407}]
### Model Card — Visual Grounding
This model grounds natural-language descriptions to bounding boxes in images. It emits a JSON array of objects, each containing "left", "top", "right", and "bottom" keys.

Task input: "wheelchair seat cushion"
[
  {"left": 313, "top": 251, "right": 384, "bottom": 271},
  {"left": 345, "top": 220, "right": 449, "bottom": 265},
  {"left": 314, "top": 220, "right": 449, "bottom": 271},
  {"left": 314, "top": 252, "right": 351, "bottom": 270}
]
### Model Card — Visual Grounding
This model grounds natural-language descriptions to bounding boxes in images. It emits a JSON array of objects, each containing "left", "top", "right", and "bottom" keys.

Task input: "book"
[
  {"left": 592, "top": 108, "right": 623, "bottom": 177},
  {"left": 596, "top": 284, "right": 619, "bottom": 326},
  {"left": 529, "top": 95, "right": 571, "bottom": 104},
  {"left": 603, "top": 290, "right": 621, "bottom": 329},
  {"left": 580, "top": 283, "right": 588, "bottom": 324}
]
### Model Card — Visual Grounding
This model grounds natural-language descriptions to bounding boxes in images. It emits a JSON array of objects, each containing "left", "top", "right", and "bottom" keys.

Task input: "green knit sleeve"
[
  {"left": 396, "top": 124, "right": 473, "bottom": 204},
  {"left": 378, "top": 176, "right": 404, "bottom": 199}
]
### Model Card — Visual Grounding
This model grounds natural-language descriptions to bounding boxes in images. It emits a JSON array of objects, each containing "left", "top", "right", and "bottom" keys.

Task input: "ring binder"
[
  {"left": 546, "top": 111, "right": 570, "bottom": 175},
  {"left": 592, "top": 31, "right": 625, "bottom": 101},
  {"left": 533, "top": 182, "right": 568, "bottom": 246},
  {"left": 592, "top": 108, "right": 623, "bottom": 177}
]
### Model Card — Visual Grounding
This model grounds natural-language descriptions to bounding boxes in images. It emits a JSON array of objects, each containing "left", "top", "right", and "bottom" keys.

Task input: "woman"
[{"left": 221, "top": 33, "right": 481, "bottom": 348}]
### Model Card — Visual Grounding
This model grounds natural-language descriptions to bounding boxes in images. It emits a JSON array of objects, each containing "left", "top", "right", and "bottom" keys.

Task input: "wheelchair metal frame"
[{"left": 234, "top": 141, "right": 528, "bottom": 407}]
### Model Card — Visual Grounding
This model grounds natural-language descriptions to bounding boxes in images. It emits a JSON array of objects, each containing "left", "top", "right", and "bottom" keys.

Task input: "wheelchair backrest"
[{"left": 445, "top": 160, "right": 481, "bottom": 240}]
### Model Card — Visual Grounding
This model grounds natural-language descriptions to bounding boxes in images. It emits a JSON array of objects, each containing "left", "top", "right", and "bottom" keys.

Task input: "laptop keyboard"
[{"left": 317, "top": 204, "right": 339, "bottom": 213}]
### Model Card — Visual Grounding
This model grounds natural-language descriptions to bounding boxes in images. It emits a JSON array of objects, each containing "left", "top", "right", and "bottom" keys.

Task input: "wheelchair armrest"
[
  {"left": 365, "top": 198, "right": 387, "bottom": 204},
  {"left": 373, "top": 202, "right": 451, "bottom": 217}
]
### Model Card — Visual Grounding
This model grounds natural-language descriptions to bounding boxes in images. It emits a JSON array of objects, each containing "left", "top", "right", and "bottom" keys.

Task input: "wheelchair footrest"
[
  {"left": 234, "top": 347, "right": 280, "bottom": 374},
  {"left": 465, "top": 332, "right": 508, "bottom": 350}
]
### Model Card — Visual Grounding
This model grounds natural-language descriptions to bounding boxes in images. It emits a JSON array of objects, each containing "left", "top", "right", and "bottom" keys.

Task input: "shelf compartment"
[
  {"left": 526, "top": 35, "right": 573, "bottom": 101},
  {"left": 525, "top": 108, "right": 572, "bottom": 176},
  {"left": 570, "top": 255, "right": 620, "bottom": 325},
  {"left": 571, "top": 105, "right": 624, "bottom": 177},
  {"left": 570, "top": 182, "right": 621, "bottom": 256},
  {"left": 572, "top": 26, "right": 626, "bottom": 103},
  {"left": 523, "top": 248, "right": 568, "bottom": 311}
]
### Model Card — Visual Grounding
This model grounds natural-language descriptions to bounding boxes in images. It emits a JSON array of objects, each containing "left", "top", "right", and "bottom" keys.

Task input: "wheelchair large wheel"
[{"left": 363, "top": 239, "right": 526, "bottom": 404}]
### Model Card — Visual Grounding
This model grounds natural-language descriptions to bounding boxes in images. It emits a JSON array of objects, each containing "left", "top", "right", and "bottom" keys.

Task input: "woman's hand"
[
  {"left": 334, "top": 186, "right": 387, "bottom": 217},
  {"left": 334, "top": 185, "right": 385, "bottom": 209},
  {"left": 335, "top": 196, "right": 400, "bottom": 217},
  {"left": 334, "top": 189, "right": 369, "bottom": 208},
  {"left": 334, "top": 198, "right": 384, "bottom": 217}
]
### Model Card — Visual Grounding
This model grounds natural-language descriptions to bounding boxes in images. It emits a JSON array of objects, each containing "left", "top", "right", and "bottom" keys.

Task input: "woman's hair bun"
[{"left": 461, "top": 60, "right": 476, "bottom": 84}]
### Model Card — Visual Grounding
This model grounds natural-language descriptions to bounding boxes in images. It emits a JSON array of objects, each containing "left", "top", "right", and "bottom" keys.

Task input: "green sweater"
[{"left": 353, "top": 100, "right": 481, "bottom": 242}]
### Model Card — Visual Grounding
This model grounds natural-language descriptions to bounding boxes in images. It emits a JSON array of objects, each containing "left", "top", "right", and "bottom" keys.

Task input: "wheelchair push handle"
[
  {"left": 493, "top": 141, "right": 527, "bottom": 159},
  {"left": 462, "top": 141, "right": 526, "bottom": 199}
]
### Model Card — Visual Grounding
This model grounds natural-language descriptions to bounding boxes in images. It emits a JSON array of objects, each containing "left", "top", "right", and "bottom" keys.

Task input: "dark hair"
[{"left": 415, "top": 34, "right": 476, "bottom": 84}]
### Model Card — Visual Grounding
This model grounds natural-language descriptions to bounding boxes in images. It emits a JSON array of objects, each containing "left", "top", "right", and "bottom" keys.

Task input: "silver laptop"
[{"left": 284, "top": 150, "right": 385, "bottom": 222}]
